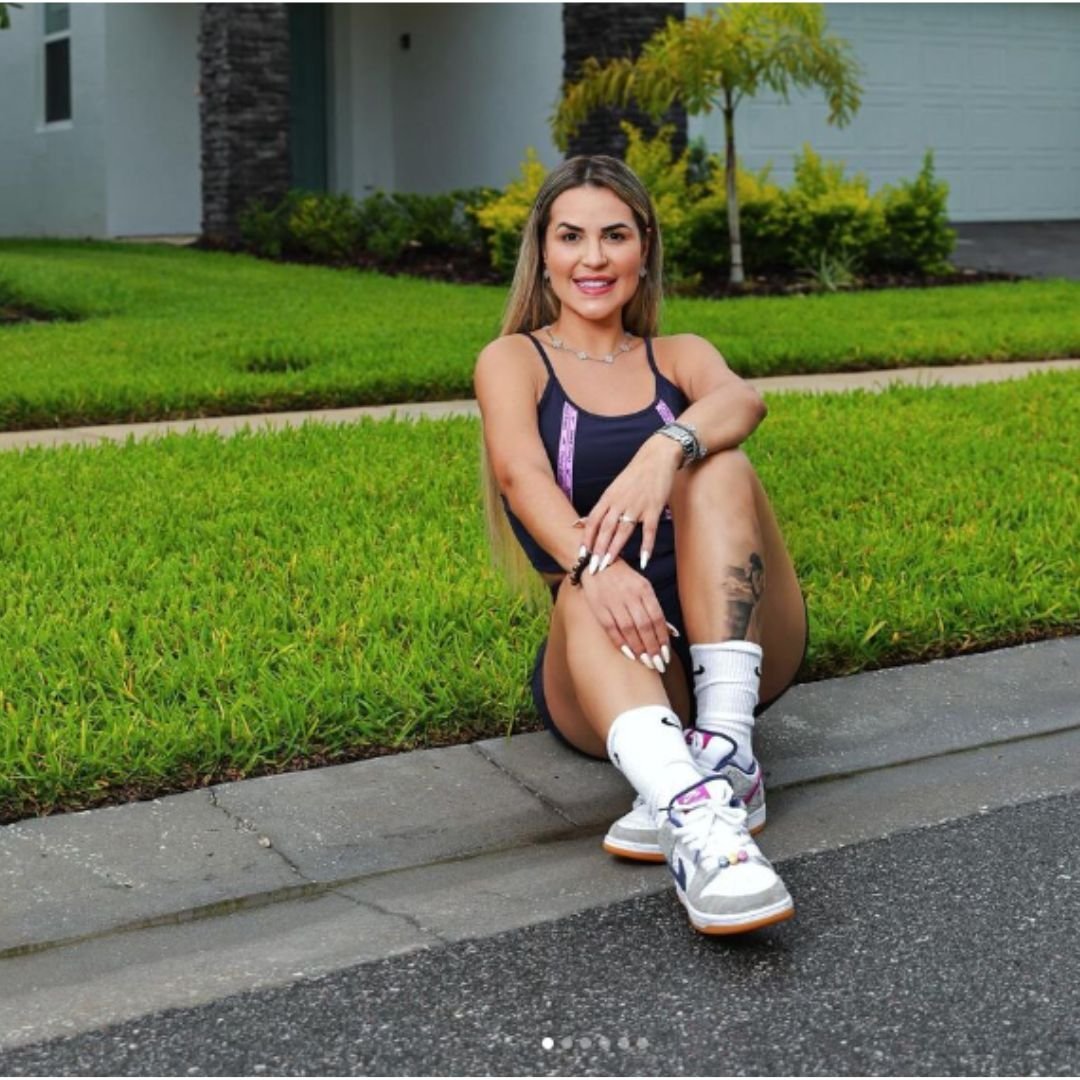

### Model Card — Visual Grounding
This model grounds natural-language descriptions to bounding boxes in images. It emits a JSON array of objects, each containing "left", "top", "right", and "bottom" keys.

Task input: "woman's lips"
[{"left": 574, "top": 278, "right": 615, "bottom": 295}]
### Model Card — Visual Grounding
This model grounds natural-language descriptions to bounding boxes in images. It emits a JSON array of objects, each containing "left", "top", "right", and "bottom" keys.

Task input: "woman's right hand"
[{"left": 579, "top": 559, "right": 672, "bottom": 673}]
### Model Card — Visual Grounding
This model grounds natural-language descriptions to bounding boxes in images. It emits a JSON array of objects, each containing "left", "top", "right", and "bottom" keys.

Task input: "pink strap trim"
[{"left": 557, "top": 402, "right": 578, "bottom": 500}]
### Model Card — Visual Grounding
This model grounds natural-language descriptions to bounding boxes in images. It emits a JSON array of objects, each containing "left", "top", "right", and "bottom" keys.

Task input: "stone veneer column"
[
  {"left": 198, "top": 4, "right": 291, "bottom": 245},
  {"left": 562, "top": 3, "right": 687, "bottom": 160}
]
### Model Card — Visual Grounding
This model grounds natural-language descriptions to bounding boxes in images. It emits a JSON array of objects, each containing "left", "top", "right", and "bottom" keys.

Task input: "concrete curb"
[
  {"left": 1, "top": 358, "right": 1078, "bottom": 454},
  {"left": 3, "top": 636, "right": 1077, "bottom": 960}
]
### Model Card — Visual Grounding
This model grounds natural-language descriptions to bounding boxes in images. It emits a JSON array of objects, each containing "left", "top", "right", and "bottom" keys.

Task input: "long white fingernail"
[
  {"left": 578, "top": 545, "right": 588, "bottom": 559},
  {"left": 599, "top": 553, "right": 613, "bottom": 572},
  {"left": 665, "top": 622, "right": 681, "bottom": 638},
  {"left": 640, "top": 549, "right": 651, "bottom": 571},
  {"left": 639, "top": 653, "right": 654, "bottom": 670},
  {"left": 661, "top": 644, "right": 671, "bottom": 665},
  {"left": 588, "top": 555, "right": 600, "bottom": 575},
  {"left": 652, "top": 654, "right": 666, "bottom": 673},
  {"left": 620, "top": 645, "right": 636, "bottom": 662}
]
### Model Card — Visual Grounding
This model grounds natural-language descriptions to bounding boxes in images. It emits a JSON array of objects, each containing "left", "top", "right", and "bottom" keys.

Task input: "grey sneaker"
[
  {"left": 659, "top": 777, "right": 793, "bottom": 935},
  {"left": 602, "top": 730, "right": 765, "bottom": 862}
]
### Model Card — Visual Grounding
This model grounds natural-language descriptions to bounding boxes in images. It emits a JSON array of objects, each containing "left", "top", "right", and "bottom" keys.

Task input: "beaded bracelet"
[{"left": 568, "top": 549, "right": 591, "bottom": 587}]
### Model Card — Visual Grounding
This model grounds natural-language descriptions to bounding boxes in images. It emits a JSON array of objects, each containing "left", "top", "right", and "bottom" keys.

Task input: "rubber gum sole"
[
  {"left": 602, "top": 817, "right": 766, "bottom": 862},
  {"left": 601, "top": 840, "right": 668, "bottom": 862},
  {"left": 689, "top": 902, "right": 795, "bottom": 936}
]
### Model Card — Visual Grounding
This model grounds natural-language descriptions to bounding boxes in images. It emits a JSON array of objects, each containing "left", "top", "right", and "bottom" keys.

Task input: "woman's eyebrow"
[{"left": 555, "top": 221, "right": 633, "bottom": 231}]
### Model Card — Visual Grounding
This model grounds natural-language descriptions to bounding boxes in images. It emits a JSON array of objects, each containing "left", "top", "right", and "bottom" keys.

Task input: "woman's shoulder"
[
  {"left": 650, "top": 333, "right": 727, "bottom": 384},
  {"left": 474, "top": 331, "right": 546, "bottom": 400},
  {"left": 475, "top": 330, "right": 539, "bottom": 366},
  {"left": 650, "top": 332, "right": 725, "bottom": 363}
]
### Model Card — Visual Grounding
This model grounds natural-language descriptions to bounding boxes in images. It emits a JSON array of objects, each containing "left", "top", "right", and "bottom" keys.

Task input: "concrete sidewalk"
[
  {"left": 1, "top": 358, "right": 1078, "bottom": 454},
  {"left": 2, "top": 636, "right": 1078, "bottom": 1048}
]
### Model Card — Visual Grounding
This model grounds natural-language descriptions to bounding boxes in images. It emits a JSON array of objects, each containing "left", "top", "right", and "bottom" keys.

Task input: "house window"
[{"left": 44, "top": 3, "right": 71, "bottom": 123}]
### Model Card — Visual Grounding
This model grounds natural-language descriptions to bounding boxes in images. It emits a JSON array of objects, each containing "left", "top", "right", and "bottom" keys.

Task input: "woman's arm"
[
  {"left": 474, "top": 336, "right": 585, "bottom": 575},
  {"left": 580, "top": 334, "right": 766, "bottom": 571},
  {"left": 474, "top": 336, "right": 672, "bottom": 668},
  {"left": 664, "top": 332, "right": 767, "bottom": 453}
]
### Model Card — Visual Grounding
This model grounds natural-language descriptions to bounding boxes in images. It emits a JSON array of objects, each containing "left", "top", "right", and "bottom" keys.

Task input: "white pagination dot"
[{"left": 541, "top": 1037, "right": 554, "bottom": 1051}]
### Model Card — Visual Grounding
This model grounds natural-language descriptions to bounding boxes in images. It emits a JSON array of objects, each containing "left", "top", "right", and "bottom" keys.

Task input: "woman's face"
[{"left": 542, "top": 184, "right": 647, "bottom": 325}]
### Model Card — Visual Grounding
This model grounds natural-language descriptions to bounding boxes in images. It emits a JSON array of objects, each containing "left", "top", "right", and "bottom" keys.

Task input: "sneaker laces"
[{"left": 671, "top": 795, "right": 752, "bottom": 875}]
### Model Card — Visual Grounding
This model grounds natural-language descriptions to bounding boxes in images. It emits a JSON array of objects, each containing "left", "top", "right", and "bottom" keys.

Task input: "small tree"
[
  {"left": 0, "top": 4, "right": 22, "bottom": 30},
  {"left": 553, "top": 3, "right": 863, "bottom": 286}
]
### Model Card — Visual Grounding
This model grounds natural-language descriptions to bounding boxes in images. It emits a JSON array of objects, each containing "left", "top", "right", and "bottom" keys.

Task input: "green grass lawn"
[
  {"left": 2, "top": 370, "right": 1077, "bottom": 822},
  {"left": 1, "top": 239, "right": 1079, "bottom": 431}
]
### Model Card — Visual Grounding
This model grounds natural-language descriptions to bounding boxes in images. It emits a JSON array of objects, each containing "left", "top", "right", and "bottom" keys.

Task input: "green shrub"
[
  {"left": 783, "top": 144, "right": 886, "bottom": 276},
  {"left": 622, "top": 122, "right": 700, "bottom": 291},
  {"left": 240, "top": 188, "right": 494, "bottom": 266},
  {"left": 670, "top": 140, "right": 953, "bottom": 284},
  {"left": 355, "top": 191, "right": 414, "bottom": 261},
  {"left": 385, "top": 189, "right": 494, "bottom": 255},
  {"left": 873, "top": 150, "right": 955, "bottom": 274},
  {"left": 238, "top": 190, "right": 306, "bottom": 260},
  {"left": 682, "top": 157, "right": 790, "bottom": 278},
  {"left": 286, "top": 191, "right": 364, "bottom": 262},
  {"left": 473, "top": 147, "right": 549, "bottom": 277}
]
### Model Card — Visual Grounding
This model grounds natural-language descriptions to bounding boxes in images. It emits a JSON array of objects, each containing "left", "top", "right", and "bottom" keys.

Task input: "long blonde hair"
[{"left": 481, "top": 155, "right": 666, "bottom": 604}]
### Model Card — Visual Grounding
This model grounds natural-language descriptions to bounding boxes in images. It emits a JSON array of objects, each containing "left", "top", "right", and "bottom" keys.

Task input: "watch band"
[{"left": 655, "top": 422, "right": 703, "bottom": 467}]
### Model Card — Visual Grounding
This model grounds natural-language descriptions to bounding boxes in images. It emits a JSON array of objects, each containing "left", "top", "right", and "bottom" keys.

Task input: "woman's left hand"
[{"left": 579, "top": 434, "right": 683, "bottom": 573}]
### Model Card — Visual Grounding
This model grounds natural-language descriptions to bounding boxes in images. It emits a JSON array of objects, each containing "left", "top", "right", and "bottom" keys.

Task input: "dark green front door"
[{"left": 288, "top": 4, "right": 327, "bottom": 191}]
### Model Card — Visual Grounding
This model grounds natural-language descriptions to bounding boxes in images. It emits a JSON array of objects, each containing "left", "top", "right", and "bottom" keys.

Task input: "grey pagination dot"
[
  {"left": 637, "top": 1037, "right": 650, "bottom": 1049},
  {"left": 560, "top": 1037, "right": 574, "bottom": 1050},
  {"left": 579, "top": 1037, "right": 592, "bottom": 1050}
]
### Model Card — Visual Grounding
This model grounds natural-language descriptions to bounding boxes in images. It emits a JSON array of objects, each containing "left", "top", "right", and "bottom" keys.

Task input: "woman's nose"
[{"left": 581, "top": 237, "right": 608, "bottom": 266}]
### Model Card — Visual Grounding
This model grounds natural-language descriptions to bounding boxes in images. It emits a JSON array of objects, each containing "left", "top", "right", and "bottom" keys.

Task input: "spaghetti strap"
[
  {"left": 521, "top": 330, "right": 556, "bottom": 378},
  {"left": 644, "top": 336, "right": 660, "bottom": 375}
]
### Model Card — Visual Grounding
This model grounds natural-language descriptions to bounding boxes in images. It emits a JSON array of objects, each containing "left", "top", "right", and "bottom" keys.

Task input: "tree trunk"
[
  {"left": 723, "top": 99, "right": 744, "bottom": 286},
  {"left": 562, "top": 3, "right": 687, "bottom": 160}
]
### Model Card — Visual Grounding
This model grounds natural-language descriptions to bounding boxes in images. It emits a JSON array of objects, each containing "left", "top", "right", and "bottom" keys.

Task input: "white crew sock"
[
  {"left": 606, "top": 705, "right": 702, "bottom": 813},
  {"left": 690, "top": 640, "right": 763, "bottom": 769}
]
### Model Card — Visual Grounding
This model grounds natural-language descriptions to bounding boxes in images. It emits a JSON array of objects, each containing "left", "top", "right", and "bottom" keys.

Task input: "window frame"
[{"left": 42, "top": 3, "right": 73, "bottom": 128}]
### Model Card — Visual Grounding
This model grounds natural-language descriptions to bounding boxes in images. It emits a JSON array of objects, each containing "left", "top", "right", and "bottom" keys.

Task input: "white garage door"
[{"left": 690, "top": 3, "right": 1080, "bottom": 222}]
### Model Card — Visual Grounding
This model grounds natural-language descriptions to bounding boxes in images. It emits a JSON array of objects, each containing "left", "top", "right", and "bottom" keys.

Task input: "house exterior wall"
[
  {"left": 688, "top": 2, "right": 1080, "bottom": 222},
  {"left": 0, "top": 2, "right": 108, "bottom": 236},
  {"left": 328, "top": 3, "right": 563, "bottom": 198},
  {"left": 104, "top": 4, "right": 200, "bottom": 236}
]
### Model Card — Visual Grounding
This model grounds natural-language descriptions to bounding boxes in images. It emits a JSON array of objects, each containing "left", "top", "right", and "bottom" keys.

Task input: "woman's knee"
[{"left": 675, "top": 447, "right": 758, "bottom": 516}]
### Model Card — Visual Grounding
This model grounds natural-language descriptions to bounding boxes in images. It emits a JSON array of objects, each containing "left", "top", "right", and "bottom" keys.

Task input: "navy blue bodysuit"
[
  {"left": 504, "top": 330, "right": 695, "bottom": 753},
  {"left": 503, "top": 330, "right": 688, "bottom": 579}
]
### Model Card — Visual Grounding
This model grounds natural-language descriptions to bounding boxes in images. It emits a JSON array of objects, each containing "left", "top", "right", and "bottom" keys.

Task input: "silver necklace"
[{"left": 544, "top": 325, "right": 635, "bottom": 365}]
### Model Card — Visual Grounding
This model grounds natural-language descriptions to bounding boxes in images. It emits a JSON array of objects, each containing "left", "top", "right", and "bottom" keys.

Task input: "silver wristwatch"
[{"left": 655, "top": 422, "right": 705, "bottom": 468}]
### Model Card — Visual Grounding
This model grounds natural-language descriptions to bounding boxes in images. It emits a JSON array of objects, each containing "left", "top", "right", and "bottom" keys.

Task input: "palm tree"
[{"left": 553, "top": 3, "right": 863, "bottom": 285}]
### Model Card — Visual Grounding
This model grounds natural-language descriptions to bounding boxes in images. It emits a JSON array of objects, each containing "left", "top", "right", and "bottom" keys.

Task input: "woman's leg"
[
  {"left": 540, "top": 580, "right": 679, "bottom": 758},
  {"left": 669, "top": 447, "right": 807, "bottom": 705}
]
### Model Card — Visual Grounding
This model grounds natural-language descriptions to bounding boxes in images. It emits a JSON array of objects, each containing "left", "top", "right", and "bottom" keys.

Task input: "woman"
[{"left": 474, "top": 155, "right": 809, "bottom": 935}]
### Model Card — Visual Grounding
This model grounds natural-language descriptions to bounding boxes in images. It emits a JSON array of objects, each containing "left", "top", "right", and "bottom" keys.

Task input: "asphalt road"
[{"left": 3, "top": 792, "right": 1078, "bottom": 1076}]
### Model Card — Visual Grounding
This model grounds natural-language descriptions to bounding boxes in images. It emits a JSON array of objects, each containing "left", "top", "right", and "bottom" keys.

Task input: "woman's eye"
[{"left": 559, "top": 231, "right": 628, "bottom": 242}]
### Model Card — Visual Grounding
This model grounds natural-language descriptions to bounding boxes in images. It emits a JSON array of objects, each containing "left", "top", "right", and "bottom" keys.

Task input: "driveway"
[{"left": 950, "top": 219, "right": 1080, "bottom": 280}]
